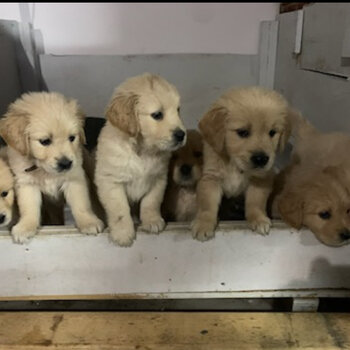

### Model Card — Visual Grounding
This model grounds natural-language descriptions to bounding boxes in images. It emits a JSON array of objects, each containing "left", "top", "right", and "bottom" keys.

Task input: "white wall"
[
  {"left": 0, "top": 3, "right": 20, "bottom": 21},
  {"left": 1, "top": 3, "right": 279, "bottom": 55}
]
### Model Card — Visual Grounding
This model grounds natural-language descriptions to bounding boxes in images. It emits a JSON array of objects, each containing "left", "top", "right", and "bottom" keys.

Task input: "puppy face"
[
  {"left": 199, "top": 87, "right": 291, "bottom": 177},
  {"left": 170, "top": 129, "right": 203, "bottom": 187},
  {"left": 105, "top": 73, "right": 186, "bottom": 152},
  {"left": 278, "top": 167, "right": 350, "bottom": 247},
  {"left": 0, "top": 158, "right": 14, "bottom": 227},
  {"left": 0, "top": 92, "right": 85, "bottom": 175}
]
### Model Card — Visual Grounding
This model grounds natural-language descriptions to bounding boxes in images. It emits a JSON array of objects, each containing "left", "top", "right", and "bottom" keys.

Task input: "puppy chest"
[
  {"left": 126, "top": 157, "right": 166, "bottom": 202},
  {"left": 175, "top": 188, "right": 197, "bottom": 221},
  {"left": 222, "top": 170, "right": 248, "bottom": 198}
]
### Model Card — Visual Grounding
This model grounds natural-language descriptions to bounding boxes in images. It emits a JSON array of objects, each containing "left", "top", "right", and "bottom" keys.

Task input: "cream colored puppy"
[
  {"left": 95, "top": 73, "right": 186, "bottom": 247},
  {"left": 0, "top": 149, "right": 15, "bottom": 227},
  {"left": 192, "top": 87, "right": 291, "bottom": 241},
  {"left": 0, "top": 92, "right": 104, "bottom": 243}
]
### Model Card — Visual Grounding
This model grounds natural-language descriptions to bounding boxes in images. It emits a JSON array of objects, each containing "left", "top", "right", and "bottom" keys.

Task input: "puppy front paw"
[
  {"left": 191, "top": 215, "right": 217, "bottom": 242},
  {"left": 76, "top": 214, "right": 105, "bottom": 235},
  {"left": 109, "top": 218, "right": 136, "bottom": 247},
  {"left": 11, "top": 221, "right": 38, "bottom": 244},
  {"left": 248, "top": 215, "right": 271, "bottom": 236},
  {"left": 139, "top": 215, "right": 165, "bottom": 234}
]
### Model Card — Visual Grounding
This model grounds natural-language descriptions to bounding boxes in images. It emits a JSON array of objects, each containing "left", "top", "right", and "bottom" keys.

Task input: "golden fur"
[
  {"left": 95, "top": 73, "right": 186, "bottom": 247},
  {"left": 0, "top": 92, "right": 104, "bottom": 243},
  {"left": 162, "top": 129, "right": 203, "bottom": 222},
  {"left": 0, "top": 148, "right": 15, "bottom": 227},
  {"left": 272, "top": 111, "right": 350, "bottom": 246},
  {"left": 192, "top": 86, "right": 291, "bottom": 241}
]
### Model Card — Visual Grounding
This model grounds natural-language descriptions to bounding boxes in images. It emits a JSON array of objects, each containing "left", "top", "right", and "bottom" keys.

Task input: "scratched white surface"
[{"left": 0, "top": 221, "right": 349, "bottom": 299}]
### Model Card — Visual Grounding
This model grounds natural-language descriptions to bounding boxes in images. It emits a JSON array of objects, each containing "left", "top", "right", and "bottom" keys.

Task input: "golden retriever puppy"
[
  {"left": 95, "top": 73, "right": 186, "bottom": 247},
  {"left": 192, "top": 87, "right": 291, "bottom": 241},
  {"left": 271, "top": 111, "right": 350, "bottom": 246},
  {"left": 162, "top": 129, "right": 203, "bottom": 222},
  {"left": 0, "top": 149, "right": 15, "bottom": 227},
  {"left": 0, "top": 92, "right": 104, "bottom": 243}
]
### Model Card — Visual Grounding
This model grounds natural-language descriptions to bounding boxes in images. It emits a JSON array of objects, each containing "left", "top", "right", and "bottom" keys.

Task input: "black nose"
[
  {"left": 0, "top": 214, "right": 6, "bottom": 224},
  {"left": 339, "top": 230, "right": 350, "bottom": 241},
  {"left": 251, "top": 152, "right": 269, "bottom": 168},
  {"left": 180, "top": 164, "right": 192, "bottom": 176},
  {"left": 173, "top": 129, "right": 185, "bottom": 143},
  {"left": 57, "top": 157, "right": 72, "bottom": 171}
]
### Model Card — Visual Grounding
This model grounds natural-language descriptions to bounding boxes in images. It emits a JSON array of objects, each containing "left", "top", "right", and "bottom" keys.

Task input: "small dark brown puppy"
[{"left": 162, "top": 129, "right": 203, "bottom": 222}]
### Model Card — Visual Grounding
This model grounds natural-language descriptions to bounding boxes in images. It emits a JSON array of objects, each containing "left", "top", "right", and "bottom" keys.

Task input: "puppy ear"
[
  {"left": 277, "top": 189, "right": 304, "bottom": 229},
  {"left": 0, "top": 110, "right": 30, "bottom": 156},
  {"left": 77, "top": 107, "right": 87, "bottom": 145},
  {"left": 105, "top": 93, "right": 139, "bottom": 137},
  {"left": 66, "top": 98, "right": 86, "bottom": 145},
  {"left": 199, "top": 106, "right": 227, "bottom": 156},
  {"left": 277, "top": 109, "right": 292, "bottom": 153}
]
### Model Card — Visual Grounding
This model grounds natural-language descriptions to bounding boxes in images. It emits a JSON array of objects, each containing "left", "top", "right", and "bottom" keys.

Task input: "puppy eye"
[
  {"left": 172, "top": 154, "right": 179, "bottom": 160},
  {"left": 194, "top": 151, "right": 203, "bottom": 158},
  {"left": 151, "top": 111, "right": 163, "bottom": 121},
  {"left": 69, "top": 135, "right": 76, "bottom": 142},
  {"left": 1, "top": 191, "right": 8, "bottom": 198},
  {"left": 269, "top": 129, "right": 277, "bottom": 137},
  {"left": 236, "top": 129, "right": 250, "bottom": 138},
  {"left": 177, "top": 107, "right": 180, "bottom": 113},
  {"left": 319, "top": 211, "right": 331, "bottom": 220},
  {"left": 39, "top": 138, "right": 52, "bottom": 146}
]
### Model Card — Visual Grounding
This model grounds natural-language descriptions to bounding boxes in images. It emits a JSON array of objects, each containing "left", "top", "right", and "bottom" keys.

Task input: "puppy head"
[
  {"left": 170, "top": 129, "right": 203, "bottom": 187},
  {"left": 278, "top": 166, "right": 350, "bottom": 247},
  {"left": 106, "top": 73, "right": 186, "bottom": 152},
  {"left": 0, "top": 92, "right": 85, "bottom": 175},
  {"left": 0, "top": 157, "right": 15, "bottom": 227},
  {"left": 199, "top": 87, "right": 291, "bottom": 176}
]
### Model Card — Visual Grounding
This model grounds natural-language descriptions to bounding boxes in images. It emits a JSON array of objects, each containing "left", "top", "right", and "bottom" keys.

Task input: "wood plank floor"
[{"left": 0, "top": 312, "right": 349, "bottom": 349}]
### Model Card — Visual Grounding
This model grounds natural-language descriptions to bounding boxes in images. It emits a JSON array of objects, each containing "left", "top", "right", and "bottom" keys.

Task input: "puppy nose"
[
  {"left": 57, "top": 157, "right": 72, "bottom": 171},
  {"left": 180, "top": 164, "right": 192, "bottom": 176},
  {"left": 339, "top": 230, "right": 350, "bottom": 241},
  {"left": 251, "top": 152, "right": 269, "bottom": 168},
  {"left": 173, "top": 129, "right": 186, "bottom": 143},
  {"left": 0, "top": 214, "right": 5, "bottom": 224}
]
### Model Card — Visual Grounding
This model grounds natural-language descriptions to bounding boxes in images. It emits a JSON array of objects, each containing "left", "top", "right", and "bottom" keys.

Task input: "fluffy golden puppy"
[
  {"left": 0, "top": 92, "right": 104, "bottom": 243},
  {"left": 95, "top": 73, "right": 186, "bottom": 247},
  {"left": 0, "top": 150, "right": 15, "bottom": 227},
  {"left": 162, "top": 129, "right": 203, "bottom": 222},
  {"left": 192, "top": 87, "right": 291, "bottom": 241},
  {"left": 272, "top": 111, "right": 350, "bottom": 246}
]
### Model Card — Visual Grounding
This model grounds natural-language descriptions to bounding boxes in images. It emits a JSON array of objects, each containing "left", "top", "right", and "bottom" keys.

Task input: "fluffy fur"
[
  {"left": 162, "top": 129, "right": 203, "bottom": 222},
  {"left": 0, "top": 148, "right": 15, "bottom": 227},
  {"left": 271, "top": 111, "right": 350, "bottom": 246},
  {"left": 192, "top": 86, "right": 291, "bottom": 241},
  {"left": 95, "top": 73, "right": 186, "bottom": 247},
  {"left": 0, "top": 92, "right": 104, "bottom": 243}
]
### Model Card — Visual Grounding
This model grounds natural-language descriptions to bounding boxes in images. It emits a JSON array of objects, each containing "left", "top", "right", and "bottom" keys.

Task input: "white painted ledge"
[{"left": 0, "top": 221, "right": 349, "bottom": 300}]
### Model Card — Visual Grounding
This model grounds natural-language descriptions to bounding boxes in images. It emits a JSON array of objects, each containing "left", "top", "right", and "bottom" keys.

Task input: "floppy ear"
[
  {"left": 0, "top": 111, "right": 30, "bottom": 156},
  {"left": 198, "top": 106, "right": 227, "bottom": 156},
  {"left": 105, "top": 93, "right": 139, "bottom": 137},
  {"left": 66, "top": 97, "right": 86, "bottom": 145},
  {"left": 77, "top": 107, "right": 87, "bottom": 145},
  {"left": 277, "top": 109, "right": 292, "bottom": 153},
  {"left": 277, "top": 189, "right": 304, "bottom": 229}
]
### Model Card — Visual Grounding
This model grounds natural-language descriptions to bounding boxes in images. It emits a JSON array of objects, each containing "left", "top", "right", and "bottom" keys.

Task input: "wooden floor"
[{"left": 0, "top": 312, "right": 349, "bottom": 349}]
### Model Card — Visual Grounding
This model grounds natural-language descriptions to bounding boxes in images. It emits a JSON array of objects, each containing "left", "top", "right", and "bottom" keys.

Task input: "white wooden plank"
[
  {"left": 258, "top": 20, "right": 279, "bottom": 88},
  {"left": 294, "top": 10, "right": 304, "bottom": 54},
  {"left": 0, "top": 221, "right": 349, "bottom": 300}
]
